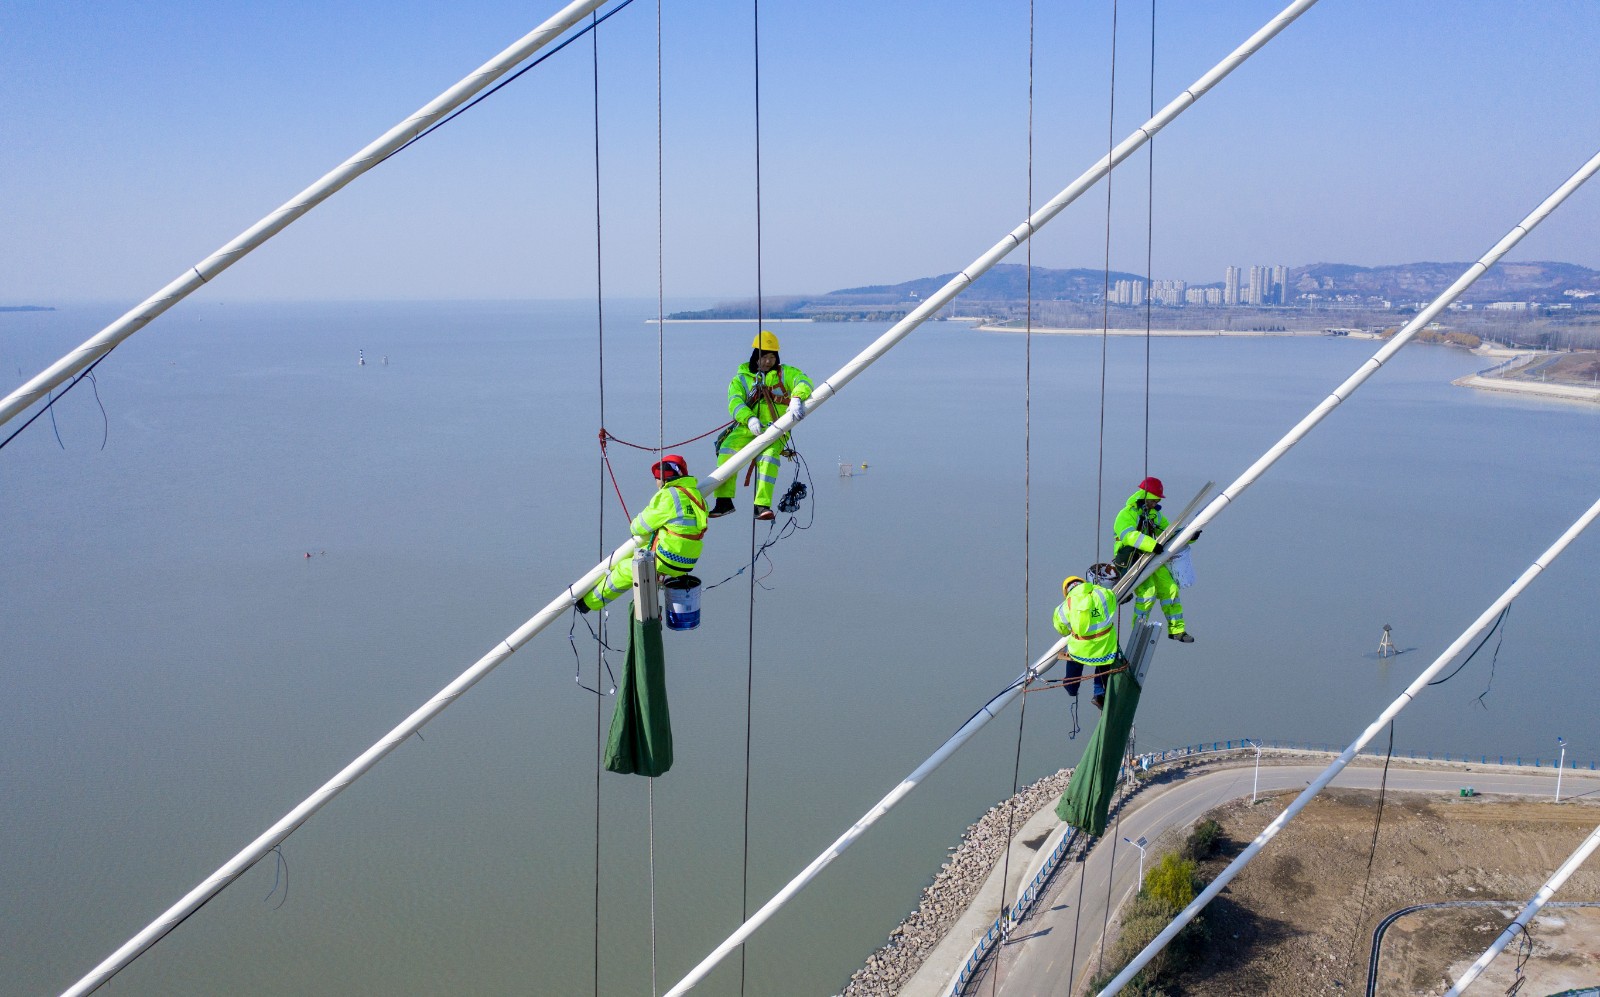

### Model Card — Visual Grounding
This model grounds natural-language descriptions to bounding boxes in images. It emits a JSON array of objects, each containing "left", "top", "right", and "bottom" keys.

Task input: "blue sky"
[{"left": 3, "top": 0, "right": 1599, "bottom": 302}]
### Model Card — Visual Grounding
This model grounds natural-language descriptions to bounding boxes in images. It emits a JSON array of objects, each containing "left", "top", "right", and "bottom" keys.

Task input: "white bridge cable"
[
  {"left": 61, "top": 3, "right": 1325, "bottom": 992},
  {"left": 0, "top": 0, "right": 613, "bottom": 437},
  {"left": 1122, "top": 146, "right": 1600, "bottom": 593},
  {"left": 1444, "top": 821, "right": 1600, "bottom": 996},
  {"left": 663, "top": 94, "right": 1600, "bottom": 997},
  {"left": 660, "top": 488, "right": 1210, "bottom": 997},
  {"left": 1098, "top": 492, "right": 1600, "bottom": 997}
]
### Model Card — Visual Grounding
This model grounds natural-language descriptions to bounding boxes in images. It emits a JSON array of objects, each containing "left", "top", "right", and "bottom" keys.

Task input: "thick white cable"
[
  {"left": 1444, "top": 822, "right": 1600, "bottom": 996},
  {"left": 1126, "top": 146, "right": 1600, "bottom": 590},
  {"left": 64, "top": 2, "right": 1322, "bottom": 991},
  {"left": 1099, "top": 493, "right": 1600, "bottom": 997},
  {"left": 0, "top": 0, "right": 610, "bottom": 435}
]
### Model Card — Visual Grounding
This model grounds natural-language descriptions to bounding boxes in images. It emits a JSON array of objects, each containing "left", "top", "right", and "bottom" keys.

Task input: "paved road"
[{"left": 986, "top": 760, "right": 1600, "bottom": 997}]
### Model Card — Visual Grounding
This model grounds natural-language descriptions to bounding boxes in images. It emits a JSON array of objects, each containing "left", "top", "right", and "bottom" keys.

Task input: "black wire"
[
  {"left": 87, "top": 369, "right": 109, "bottom": 450},
  {"left": 0, "top": 347, "right": 112, "bottom": 453},
  {"left": 261, "top": 845, "right": 290, "bottom": 910},
  {"left": 1426, "top": 606, "right": 1509, "bottom": 687},
  {"left": 739, "top": 3, "right": 764, "bottom": 989},
  {"left": 1, "top": 3, "right": 643, "bottom": 458},
  {"left": 590, "top": 14, "right": 607, "bottom": 996},
  {"left": 1345, "top": 719, "right": 1395, "bottom": 976},
  {"left": 385, "top": 0, "right": 642, "bottom": 164}
]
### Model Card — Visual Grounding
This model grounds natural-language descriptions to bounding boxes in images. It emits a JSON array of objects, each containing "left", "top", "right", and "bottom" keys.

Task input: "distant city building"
[
  {"left": 1247, "top": 265, "right": 1266, "bottom": 306},
  {"left": 1487, "top": 301, "right": 1532, "bottom": 311},
  {"left": 1151, "top": 279, "right": 1186, "bottom": 306},
  {"left": 1273, "top": 265, "right": 1289, "bottom": 304},
  {"left": 1110, "top": 278, "right": 1146, "bottom": 306},
  {"left": 1224, "top": 266, "right": 1240, "bottom": 305}
]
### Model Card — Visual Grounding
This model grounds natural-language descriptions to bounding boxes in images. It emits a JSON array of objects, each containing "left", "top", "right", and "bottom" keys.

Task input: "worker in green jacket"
[
  {"left": 1111, "top": 476, "right": 1198, "bottom": 642},
  {"left": 1052, "top": 563, "right": 1122, "bottom": 709},
  {"left": 580, "top": 454, "right": 708, "bottom": 612},
  {"left": 709, "top": 330, "right": 813, "bottom": 521}
]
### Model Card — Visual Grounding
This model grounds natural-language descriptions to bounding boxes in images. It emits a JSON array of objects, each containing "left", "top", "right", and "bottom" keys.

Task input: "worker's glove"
[
  {"left": 1188, "top": 530, "right": 1202, "bottom": 543},
  {"left": 787, "top": 397, "right": 806, "bottom": 421},
  {"left": 1150, "top": 541, "right": 1166, "bottom": 555},
  {"left": 747, "top": 417, "right": 762, "bottom": 435}
]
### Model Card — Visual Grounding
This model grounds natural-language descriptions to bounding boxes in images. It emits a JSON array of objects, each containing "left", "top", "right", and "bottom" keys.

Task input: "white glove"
[
  {"left": 747, "top": 417, "right": 762, "bottom": 434},
  {"left": 788, "top": 397, "right": 806, "bottom": 421}
]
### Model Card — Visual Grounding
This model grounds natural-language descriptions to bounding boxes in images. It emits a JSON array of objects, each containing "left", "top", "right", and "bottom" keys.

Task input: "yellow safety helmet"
[
  {"left": 1062, "top": 575, "right": 1085, "bottom": 598},
  {"left": 751, "top": 330, "right": 781, "bottom": 352}
]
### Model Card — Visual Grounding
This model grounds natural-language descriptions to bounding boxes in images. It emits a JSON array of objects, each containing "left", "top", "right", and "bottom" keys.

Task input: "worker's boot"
[
  {"left": 709, "top": 497, "right": 736, "bottom": 518},
  {"left": 1169, "top": 632, "right": 1194, "bottom": 643},
  {"left": 753, "top": 504, "right": 775, "bottom": 521}
]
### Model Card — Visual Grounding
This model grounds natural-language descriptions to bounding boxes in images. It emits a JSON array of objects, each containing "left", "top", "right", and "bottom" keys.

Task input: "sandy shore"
[{"left": 976, "top": 325, "right": 1328, "bottom": 337}]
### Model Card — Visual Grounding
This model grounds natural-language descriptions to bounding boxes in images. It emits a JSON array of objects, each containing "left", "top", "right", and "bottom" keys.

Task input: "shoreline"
[{"left": 975, "top": 324, "right": 1329, "bottom": 337}]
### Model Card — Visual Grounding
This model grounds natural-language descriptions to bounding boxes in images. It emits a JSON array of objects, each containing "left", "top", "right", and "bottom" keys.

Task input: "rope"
[
  {"left": 1094, "top": 0, "right": 1121, "bottom": 562},
  {"left": 1344, "top": 719, "right": 1396, "bottom": 981},
  {"left": 739, "top": 3, "right": 765, "bottom": 990},
  {"left": 991, "top": 7, "right": 1036, "bottom": 988},
  {"left": 598, "top": 422, "right": 733, "bottom": 452},
  {"left": 649, "top": 2, "right": 664, "bottom": 992},
  {"left": 589, "top": 16, "right": 606, "bottom": 996},
  {"left": 1142, "top": 0, "right": 1156, "bottom": 477}
]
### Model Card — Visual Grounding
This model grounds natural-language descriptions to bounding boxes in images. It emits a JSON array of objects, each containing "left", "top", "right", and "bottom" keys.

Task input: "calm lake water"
[{"left": 4, "top": 301, "right": 1597, "bottom": 995}]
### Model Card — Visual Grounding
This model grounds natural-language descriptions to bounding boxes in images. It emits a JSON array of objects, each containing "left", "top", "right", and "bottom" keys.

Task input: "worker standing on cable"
[
  {"left": 709, "top": 330, "right": 813, "bottom": 521},
  {"left": 579, "top": 454, "right": 707, "bottom": 612},
  {"left": 1112, "top": 476, "right": 1198, "bottom": 642},
  {"left": 1053, "top": 564, "right": 1122, "bottom": 710}
]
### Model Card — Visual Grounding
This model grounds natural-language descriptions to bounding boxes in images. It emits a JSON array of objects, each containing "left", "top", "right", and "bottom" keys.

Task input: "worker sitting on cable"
[
  {"left": 1053, "top": 564, "right": 1122, "bottom": 710},
  {"left": 1111, "top": 476, "right": 1198, "bottom": 642},
  {"left": 579, "top": 454, "right": 707, "bottom": 612},
  {"left": 709, "top": 330, "right": 813, "bottom": 522}
]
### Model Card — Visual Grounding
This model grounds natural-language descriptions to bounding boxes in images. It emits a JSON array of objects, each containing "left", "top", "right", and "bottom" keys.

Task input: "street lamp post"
[
  {"left": 1246, "top": 739, "right": 1264, "bottom": 803},
  {"left": 1124, "top": 835, "right": 1149, "bottom": 888},
  {"left": 1556, "top": 737, "right": 1567, "bottom": 802}
]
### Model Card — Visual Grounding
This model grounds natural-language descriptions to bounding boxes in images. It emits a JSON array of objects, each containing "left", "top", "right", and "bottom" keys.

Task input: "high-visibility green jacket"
[
  {"left": 1053, "top": 581, "right": 1119, "bottom": 666},
  {"left": 1112, "top": 486, "right": 1169, "bottom": 565},
  {"left": 632, "top": 475, "right": 708, "bottom": 575},
  {"left": 727, "top": 363, "right": 813, "bottom": 427}
]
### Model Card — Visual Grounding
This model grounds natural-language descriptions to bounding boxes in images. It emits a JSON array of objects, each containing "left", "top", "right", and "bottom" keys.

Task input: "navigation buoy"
[{"left": 1378, "top": 624, "right": 1395, "bottom": 658}]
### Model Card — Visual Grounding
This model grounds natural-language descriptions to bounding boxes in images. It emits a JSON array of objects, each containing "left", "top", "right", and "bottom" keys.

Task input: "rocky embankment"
[{"left": 840, "top": 769, "right": 1073, "bottom": 996}]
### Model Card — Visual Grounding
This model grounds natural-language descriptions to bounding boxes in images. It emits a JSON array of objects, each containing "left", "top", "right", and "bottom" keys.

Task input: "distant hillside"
[
  {"left": 0, "top": 305, "right": 55, "bottom": 312},
  {"left": 666, "top": 261, "right": 1600, "bottom": 320},
  {"left": 1292, "top": 261, "right": 1600, "bottom": 303},
  {"left": 667, "top": 264, "right": 1141, "bottom": 320}
]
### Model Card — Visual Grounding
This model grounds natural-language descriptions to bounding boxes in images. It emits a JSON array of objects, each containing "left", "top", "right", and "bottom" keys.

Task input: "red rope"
[
  {"left": 597, "top": 430, "right": 633, "bottom": 520},
  {"left": 598, "top": 421, "right": 732, "bottom": 452}
]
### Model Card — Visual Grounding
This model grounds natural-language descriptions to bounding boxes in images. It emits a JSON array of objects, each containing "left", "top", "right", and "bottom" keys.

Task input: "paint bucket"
[
  {"left": 662, "top": 574, "right": 702, "bottom": 631},
  {"left": 1169, "top": 545, "right": 1196, "bottom": 588}
]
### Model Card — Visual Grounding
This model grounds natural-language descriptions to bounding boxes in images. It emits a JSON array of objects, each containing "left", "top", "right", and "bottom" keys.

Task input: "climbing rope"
[
  {"left": 589, "top": 14, "right": 607, "bottom": 996},
  {"left": 992, "top": 3, "right": 1037, "bottom": 989},
  {"left": 1093, "top": 0, "right": 1121, "bottom": 562},
  {"left": 738, "top": 2, "right": 766, "bottom": 991},
  {"left": 649, "top": 1, "right": 664, "bottom": 992},
  {"left": 1142, "top": 0, "right": 1157, "bottom": 477}
]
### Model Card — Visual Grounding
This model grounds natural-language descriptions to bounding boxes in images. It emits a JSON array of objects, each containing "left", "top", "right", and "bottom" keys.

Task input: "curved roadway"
[{"left": 983, "top": 759, "right": 1600, "bottom": 997}]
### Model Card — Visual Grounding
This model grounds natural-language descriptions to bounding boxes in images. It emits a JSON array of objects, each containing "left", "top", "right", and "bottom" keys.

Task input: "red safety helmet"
[
  {"left": 1137, "top": 476, "right": 1164, "bottom": 499},
  {"left": 652, "top": 454, "right": 689, "bottom": 479}
]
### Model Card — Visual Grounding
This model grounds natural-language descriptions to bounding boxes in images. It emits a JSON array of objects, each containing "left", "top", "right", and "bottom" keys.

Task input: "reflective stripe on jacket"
[
  {"left": 1112, "top": 486, "right": 1170, "bottom": 560},
  {"left": 727, "top": 363, "right": 814, "bottom": 426},
  {"left": 1057, "top": 581, "right": 1119, "bottom": 666},
  {"left": 631, "top": 475, "right": 709, "bottom": 574}
]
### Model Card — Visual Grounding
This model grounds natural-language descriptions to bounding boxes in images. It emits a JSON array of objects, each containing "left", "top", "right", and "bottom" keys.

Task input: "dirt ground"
[{"left": 1120, "top": 785, "right": 1600, "bottom": 996}]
